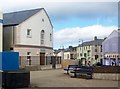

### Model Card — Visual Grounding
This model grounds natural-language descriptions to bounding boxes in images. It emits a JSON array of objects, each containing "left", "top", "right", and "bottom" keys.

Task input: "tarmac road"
[{"left": 30, "top": 69, "right": 119, "bottom": 88}]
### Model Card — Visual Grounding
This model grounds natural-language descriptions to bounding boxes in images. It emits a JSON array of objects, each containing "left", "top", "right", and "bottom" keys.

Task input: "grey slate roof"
[
  {"left": 64, "top": 48, "right": 72, "bottom": 52},
  {"left": 3, "top": 8, "right": 43, "bottom": 26},
  {"left": 54, "top": 49, "right": 62, "bottom": 54},
  {"left": 64, "top": 47, "right": 77, "bottom": 52},
  {"left": 78, "top": 39, "right": 104, "bottom": 47}
]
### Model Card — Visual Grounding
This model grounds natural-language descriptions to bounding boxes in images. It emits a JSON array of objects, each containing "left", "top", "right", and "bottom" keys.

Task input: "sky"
[{"left": 0, "top": 0, "right": 119, "bottom": 49}]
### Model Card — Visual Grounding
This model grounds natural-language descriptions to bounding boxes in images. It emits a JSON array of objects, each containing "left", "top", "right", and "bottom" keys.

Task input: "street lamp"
[
  {"left": 60, "top": 45, "right": 64, "bottom": 60},
  {"left": 79, "top": 39, "right": 83, "bottom": 55},
  {"left": 79, "top": 39, "right": 83, "bottom": 66}
]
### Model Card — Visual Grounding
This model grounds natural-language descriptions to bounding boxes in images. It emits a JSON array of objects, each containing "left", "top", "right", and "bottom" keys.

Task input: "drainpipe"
[{"left": 61, "top": 46, "right": 64, "bottom": 60}]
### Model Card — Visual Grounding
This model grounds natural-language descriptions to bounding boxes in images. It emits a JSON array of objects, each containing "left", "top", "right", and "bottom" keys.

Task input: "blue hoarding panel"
[
  {"left": 0, "top": 53, "right": 2, "bottom": 70},
  {"left": 0, "top": 19, "right": 3, "bottom": 24},
  {"left": 0, "top": 52, "right": 19, "bottom": 71}
]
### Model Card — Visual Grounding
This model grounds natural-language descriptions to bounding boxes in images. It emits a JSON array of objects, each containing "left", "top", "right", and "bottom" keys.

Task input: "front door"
[
  {"left": 40, "top": 52, "right": 45, "bottom": 65},
  {"left": 51, "top": 56, "right": 56, "bottom": 69}
]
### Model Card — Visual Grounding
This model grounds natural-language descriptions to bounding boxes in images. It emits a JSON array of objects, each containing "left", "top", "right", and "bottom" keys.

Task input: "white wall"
[
  {"left": 17, "top": 9, "right": 53, "bottom": 48},
  {"left": 0, "top": 11, "right": 2, "bottom": 52},
  {"left": 64, "top": 52, "right": 70, "bottom": 60},
  {"left": 57, "top": 52, "right": 62, "bottom": 56},
  {"left": 77, "top": 45, "right": 102, "bottom": 64}
]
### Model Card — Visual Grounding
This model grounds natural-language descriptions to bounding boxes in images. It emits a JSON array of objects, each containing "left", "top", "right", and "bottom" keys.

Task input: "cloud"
[
  {"left": 54, "top": 25, "right": 117, "bottom": 49},
  {"left": 0, "top": 0, "right": 118, "bottom": 49},
  {"left": 1, "top": 1, "right": 118, "bottom": 21},
  {"left": 48, "top": 2, "right": 118, "bottom": 21}
]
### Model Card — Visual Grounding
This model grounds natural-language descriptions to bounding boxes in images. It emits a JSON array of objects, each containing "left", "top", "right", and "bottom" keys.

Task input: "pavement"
[{"left": 30, "top": 69, "right": 119, "bottom": 88}]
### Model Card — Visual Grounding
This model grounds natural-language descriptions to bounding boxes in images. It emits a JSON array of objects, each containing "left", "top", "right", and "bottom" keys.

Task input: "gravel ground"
[{"left": 30, "top": 69, "right": 119, "bottom": 87}]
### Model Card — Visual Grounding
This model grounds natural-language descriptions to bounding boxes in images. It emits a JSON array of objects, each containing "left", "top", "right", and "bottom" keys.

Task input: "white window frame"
[
  {"left": 41, "top": 30, "right": 45, "bottom": 45},
  {"left": 27, "top": 29, "right": 32, "bottom": 38},
  {"left": 50, "top": 33, "right": 52, "bottom": 41}
]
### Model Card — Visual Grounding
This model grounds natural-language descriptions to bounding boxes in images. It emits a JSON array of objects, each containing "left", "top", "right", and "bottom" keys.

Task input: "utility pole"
[
  {"left": 60, "top": 46, "right": 64, "bottom": 60},
  {"left": 79, "top": 39, "right": 83, "bottom": 66}
]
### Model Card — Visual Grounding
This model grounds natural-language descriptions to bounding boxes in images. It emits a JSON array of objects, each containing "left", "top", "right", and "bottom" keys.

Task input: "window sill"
[{"left": 27, "top": 35, "right": 32, "bottom": 38}]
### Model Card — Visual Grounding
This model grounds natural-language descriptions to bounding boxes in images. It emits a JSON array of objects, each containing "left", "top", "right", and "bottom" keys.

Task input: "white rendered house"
[{"left": 3, "top": 8, "right": 53, "bottom": 66}]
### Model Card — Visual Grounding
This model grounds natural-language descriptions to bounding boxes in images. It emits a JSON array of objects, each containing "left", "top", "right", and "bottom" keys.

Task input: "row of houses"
[
  {"left": 54, "top": 36, "right": 104, "bottom": 65},
  {"left": 1, "top": 8, "right": 120, "bottom": 67},
  {"left": 54, "top": 30, "right": 120, "bottom": 66}
]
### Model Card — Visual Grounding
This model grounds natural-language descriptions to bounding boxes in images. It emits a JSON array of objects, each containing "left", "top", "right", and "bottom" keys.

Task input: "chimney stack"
[
  {"left": 104, "top": 37, "right": 107, "bottom": 40},
  {"left": 94, "top": 36, "right": 97, "bottom": 40},
  {"left": 69, "top": 46, "right": 72, "bottom": 49}
]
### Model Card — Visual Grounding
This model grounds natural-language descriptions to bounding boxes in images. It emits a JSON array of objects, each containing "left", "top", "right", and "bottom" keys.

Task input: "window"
[
  {"left": 41, "top": 40, "right": 44, "bottom": 44},
  {"left": 95, "top": 55, "right": 98, "bottom": 60},
  {"left": 27, "top": 52, "right": 31, "bottom": 59},
  {"left": 88, "top": 50, "right": 90, "bottom": 52},
  {"left": 84, "top": 53, "right": 87, "bottom": 58},
  {"left": 27, "top": 52, "right": 31, "bottom": 65},
  {"left": 41, "top": 30, "right": 45, "bottom": 44},
  {"left": 10, "top": 47, "right": 13, "bottom": 51},
  {"left": 27, "top": 29, "right": 32, "bottom": 37},
  {"left": 42, "top": 18, "right": 44, "bottom": 22},
  {"left": 95, "top": 45, "right": 97, "bottom": 47},
  {"left": 67, "top": 54, "right": 69, "bottom": 59},
  {"left": 70, "top": 54, "right": 74, "bottom": 59},
  {"left": 87, "top": 50, "right": 90, "bottom": 56},
  {"left": 50, "top": 33, "right": 52, "bottom": 41},
  {"left": 80, "top": 53, "right": 82, "bottom": 56},
  {"left": 101, "top": 45, "right": 102, "bottom": 52},
  {"left": 95, "top": 49, "right": 97, "bottom": 52}
]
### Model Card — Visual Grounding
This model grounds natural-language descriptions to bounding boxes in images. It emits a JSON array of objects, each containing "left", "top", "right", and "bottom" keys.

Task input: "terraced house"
[
  {"left": 77, "top": 36, "right": 104, "bottom": 65},
  {"left": 64, "top": 46, "right": 77, "bottom": 60},
  {"left": 3, "top": 8, "right": 53, "bottom": 68}
]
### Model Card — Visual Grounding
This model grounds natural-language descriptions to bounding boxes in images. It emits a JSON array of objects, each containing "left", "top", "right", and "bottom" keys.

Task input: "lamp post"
[
  {"left": 60, "top": 46, "right": 64, "bottom": 60},
  {"left": 79, "top": 39, "right": 83, "bottom": 66}
]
